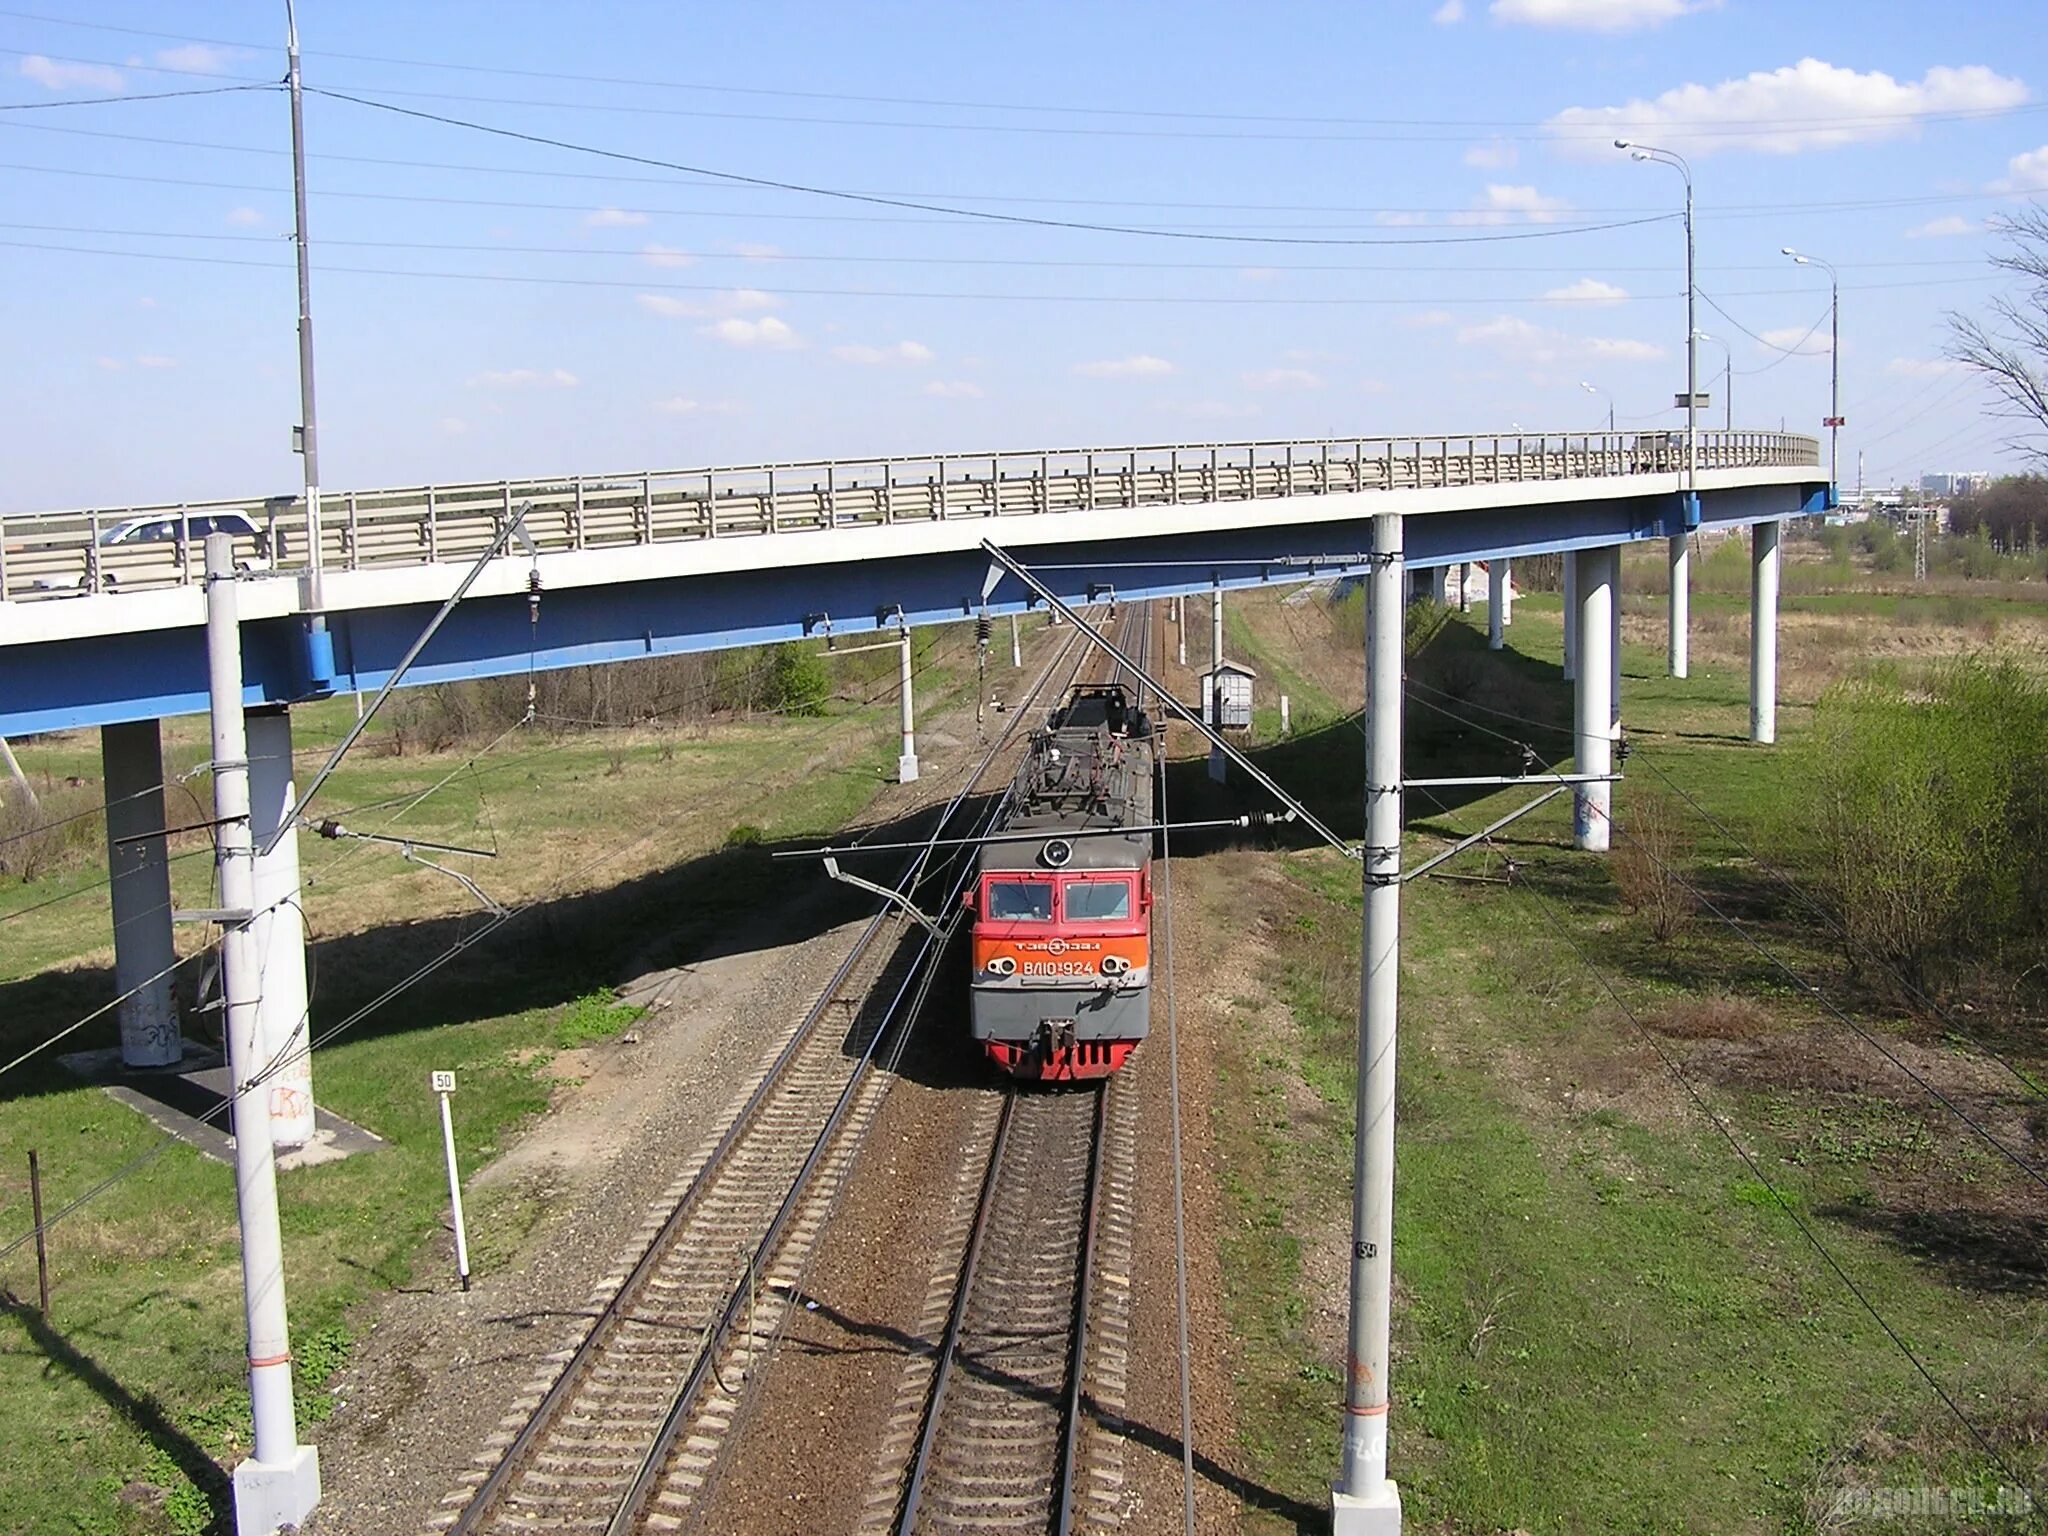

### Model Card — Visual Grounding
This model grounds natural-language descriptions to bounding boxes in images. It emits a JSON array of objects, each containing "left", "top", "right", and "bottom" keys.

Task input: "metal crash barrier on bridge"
[{"left": 0, "top": 429, "right": 1818, "bottom": 602}]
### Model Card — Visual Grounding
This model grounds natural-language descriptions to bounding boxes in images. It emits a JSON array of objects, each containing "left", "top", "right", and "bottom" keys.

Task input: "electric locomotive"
[{"left": 967, "top": 683, "right": 1154, "bottom": 1080}]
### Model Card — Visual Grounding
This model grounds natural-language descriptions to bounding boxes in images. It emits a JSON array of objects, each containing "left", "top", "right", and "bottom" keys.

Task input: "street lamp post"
[
  {"left": 1579, "top": 380, "right": 1614, "bottom": 433},
  {"left": 1782, "top": 247, "right": 1841, "bottom": 504},
  {"left": 1617, "top": 138, "right": 1695, "bottom": 679},
  {"left": 1692, "top": 331, "right": 1731, "bottom": 431}
]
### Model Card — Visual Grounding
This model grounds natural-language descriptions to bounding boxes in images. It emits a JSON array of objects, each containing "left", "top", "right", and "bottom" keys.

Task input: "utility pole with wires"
[
  {"left": 206, "top": 536, "right": 322, "bottom": 1536},
  {"left": 285, "top": 1, "right": 324, "bottom": 612}
]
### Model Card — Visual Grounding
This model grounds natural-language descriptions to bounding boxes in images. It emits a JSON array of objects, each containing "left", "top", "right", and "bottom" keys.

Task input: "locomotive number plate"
[{"left": 1022, "top": 959, "right": 1099, "bottom": 977}]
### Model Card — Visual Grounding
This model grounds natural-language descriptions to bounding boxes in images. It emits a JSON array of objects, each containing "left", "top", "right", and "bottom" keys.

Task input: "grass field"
[
  {"left": 1199, "top": 547, "right": 2048, "bottom": 1533},
  {"left": 0, "top": 623, "right": 1020, "bottom": 1535}
]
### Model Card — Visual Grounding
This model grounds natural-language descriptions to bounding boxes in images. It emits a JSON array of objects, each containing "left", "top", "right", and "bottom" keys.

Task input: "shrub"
[
  {"left": 1609, "top": 788, "right": 1698, "bottom": 941},
  {"left": 1804, "top": 657, "right": 2048, "bottom": 996},
  {"left": 765, "top": 641, "right": 832, "bottom": 716}
]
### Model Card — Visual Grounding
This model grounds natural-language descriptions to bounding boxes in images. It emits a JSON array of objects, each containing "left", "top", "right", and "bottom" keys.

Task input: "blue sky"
[{"left": 2, "top": 0, "right": 2045, "bottom": 511}]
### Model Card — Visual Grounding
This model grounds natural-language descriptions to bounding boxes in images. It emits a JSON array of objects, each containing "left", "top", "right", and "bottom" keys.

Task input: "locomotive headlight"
[
  {"left": 1100, "top": 954, "right": 1130, "bottom": 976},
  {"left": 988, "top": 955, "right": 1017, "bottom": 976}
]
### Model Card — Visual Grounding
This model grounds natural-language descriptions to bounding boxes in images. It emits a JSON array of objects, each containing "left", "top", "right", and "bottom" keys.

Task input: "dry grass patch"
[{"left": 1650, "top": 993, "right": 1775, "bottom": 1041}]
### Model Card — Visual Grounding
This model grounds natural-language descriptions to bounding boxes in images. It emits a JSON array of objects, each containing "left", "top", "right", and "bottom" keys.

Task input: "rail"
[{"left": 0, "top": 429, "right": 1818, "bottom": 602}]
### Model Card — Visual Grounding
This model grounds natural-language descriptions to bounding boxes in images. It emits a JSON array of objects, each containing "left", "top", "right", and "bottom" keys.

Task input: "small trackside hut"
[{"left": 966, "top": 683, "right": 1155, "bottom": 1081}]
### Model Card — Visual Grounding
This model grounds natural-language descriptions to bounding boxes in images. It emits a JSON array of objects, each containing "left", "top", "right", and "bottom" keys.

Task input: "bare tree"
[{"left": 1949, "top": 206, "right": 2048, "bottom": 466}]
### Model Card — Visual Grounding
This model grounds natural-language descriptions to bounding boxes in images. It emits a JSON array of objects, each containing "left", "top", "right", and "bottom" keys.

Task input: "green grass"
[{"left": 1205, "top": 582, "right": 2048, "bottom": 1533}]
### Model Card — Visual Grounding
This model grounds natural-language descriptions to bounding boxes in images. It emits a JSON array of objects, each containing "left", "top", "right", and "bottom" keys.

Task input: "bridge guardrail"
[{"left": 0, "top": 430, "right": 1819, "bottom": 603}]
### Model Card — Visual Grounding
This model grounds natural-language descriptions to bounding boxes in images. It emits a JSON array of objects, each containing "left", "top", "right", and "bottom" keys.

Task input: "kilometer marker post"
[{"left": 432, "top": 1071, "right": 473, "bottom": 1292}]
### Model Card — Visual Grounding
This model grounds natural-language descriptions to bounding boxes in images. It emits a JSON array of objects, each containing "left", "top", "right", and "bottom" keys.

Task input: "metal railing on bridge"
[{"left": 0, "top": 429, "right": 1817, "bottom": 602}]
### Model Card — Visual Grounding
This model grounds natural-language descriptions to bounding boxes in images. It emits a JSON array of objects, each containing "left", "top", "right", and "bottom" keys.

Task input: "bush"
[
  {"left": 1610, "top": 789, "right": 1699, "bottom": 941},
  {"left": 1804, "top": 657, "right": 2048, "bottom": 995},
  {"left": 765, "top": 641, "right": 831, "bottom": 716},
  {"left": 0, "top": 782, "right": 104, "bottom": 881}
]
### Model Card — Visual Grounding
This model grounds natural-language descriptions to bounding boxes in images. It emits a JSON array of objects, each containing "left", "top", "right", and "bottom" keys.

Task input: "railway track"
[
  {"left": 862, "top": 603, "right": 1157, "bottom": 1535},
  {"left": 441, "top": 612, "right": 1104, "bottom": 1536}
]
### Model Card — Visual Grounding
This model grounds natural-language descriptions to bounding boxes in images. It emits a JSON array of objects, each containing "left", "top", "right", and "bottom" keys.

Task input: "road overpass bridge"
[
  {"left": 2, "top": 428, "right": 1818, "bottom": 735},
  {"left": 1, "top": 425, "right": 1820, "bottom": 1093}
]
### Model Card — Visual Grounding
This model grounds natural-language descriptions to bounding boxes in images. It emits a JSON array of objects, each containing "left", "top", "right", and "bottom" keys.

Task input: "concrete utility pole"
[
  {"left": 1486, "top": 561, "right": 1505, "bottom": 651},
  {"left": 895, "top": 617, "right": 919, "bottom": 783},
  {"left": 1333, "top": 510, "right": 1404, "bottom": 1535},
  {"left": 1618, "top": 139, "right": 1696, "bottom": 680},
  {"left": 1580, "top": 379, "right": 1614, "bottom": 433},
  {"left": 1456, "top": 562, "right": 1470, "bottom": 613},
  {"left": 206, "top": 536, "right": 321, "bottom": 1535},
  {"left": 285, "top": 1, "right": 325, "bottom": 610},
  {"left": 1176, "top": 595, "right": 1187, "bottom": 667},
  {"left": 1010, "top": 611, "right": 1021, "bottom": 669},
  {"left": 1210, "top": 578, "right": 1224, "bottom": 668}
]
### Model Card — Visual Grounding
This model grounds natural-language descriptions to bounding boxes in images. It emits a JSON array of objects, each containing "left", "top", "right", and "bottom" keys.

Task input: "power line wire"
[
  {"left": 5, "top": 14, "right": 2047, "bottom": 136},
  {"left": 303, "top": 86, "right": 1684, "bottom": 248}
]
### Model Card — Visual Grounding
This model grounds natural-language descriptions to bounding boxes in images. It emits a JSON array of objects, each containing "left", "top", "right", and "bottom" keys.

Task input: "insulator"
[{"left": 976, "top": 614, "right": 992, "bottom": 644}]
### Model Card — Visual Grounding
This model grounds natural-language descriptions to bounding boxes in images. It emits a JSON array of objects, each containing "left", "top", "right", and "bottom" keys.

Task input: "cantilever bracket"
[{"left": 820, "top": 856, "right": 944, "bottom": 936}]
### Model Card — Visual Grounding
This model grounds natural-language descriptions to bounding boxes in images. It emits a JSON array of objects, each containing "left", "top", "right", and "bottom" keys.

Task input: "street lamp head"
[
  {"left": 1780, "top": 246, "right": 1800, "bottom": 257},
  {"left": 1631, "top": 150, "right": 1651, "bottom": 161},
  {"left": 1614, "top": 138, "right": 1632, "bottom": 150},
  {"left": 1580, "top": 381, "right": 1598, "bottom": 393}
]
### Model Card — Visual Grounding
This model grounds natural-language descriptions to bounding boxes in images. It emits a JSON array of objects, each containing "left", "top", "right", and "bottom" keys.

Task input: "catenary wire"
[{"left": 4, "top": 15, "right": 2046, "bottom": 135}]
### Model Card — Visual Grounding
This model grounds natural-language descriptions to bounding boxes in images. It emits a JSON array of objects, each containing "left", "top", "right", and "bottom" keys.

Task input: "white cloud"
[
  {"left": 224, "top": 206, "right": 263, "bottom": 228},
  {"left": 584, "top": 206, "right": 649, "bottom": 228},
  {"left": 1243, "top": 367, "right": 1324, "bottom": 390},
  {"left": 641, "top": 243, "right": 695, "bottom": 269},
  {"left": 468, "top": 367, "right": 580, "bottom": 389},
  {"left": 1433, "top": 0, "right": 1466, "bottom": 20},
  {"left": 1457, "top": 315, "right": 1664, "bottom": 364},
  {"left": 1760, "top": 326, "right": 1831, "bottom": 355},
  {"left": 701, "top": 316, "right": 801, "bottom": 349},
  {"left": 94, "top": 356, "right": 124, "bottom": 371},
  {"left": 1542, "top": 277, "right": 1630, "bottom": 304},
  {"left": 1885, "top": 357, "right": 1960, "bottom": 379},
  {"left": 1074, "top": 355, "right": 1174, "bottom": 379},
  {"left": 19, "top": 55, "right": 124, "bottom": 91},
  {"left": 1491, "top": 0, "right": 1711, "bottom": 30},
  {"left": 135, "top": 354, "right": 177, "bottom": 370},
  {"left": 1905, "top": 215, "right": 1980, "bottom": 238},
  {"left": 1993, "top": 145, "right": 2048, "bottom": 192},
  {"left": 636, "top": 288, "right": 780, "bottom": 320},
  {"left": 440, "top": 417, "right": 469, "bottom": 435},
  {"left": 731, "top": 242, "right": 783, "bottom": 260},
  {"left": 1548, "top": 60, "right": 2029, "bottom": 158},
  {"left": 923, "top": 380, "right": 985, "bottom": 399},
  {"left": 154, "top": 43, "right": 238, "bottom": 73},
  {"left": 1451, "top": 184, "right": 1569, "bottom": 225},
  {"left": 1282, "top": 347, "right": 1343, "bottom": 363},
  {"left": 832, "top": 340, "right": 936, "bottom": 365},
  {"left": 652, "top": 397, "right": 737, "bottom": 415},
  {"left": 1463, "top": 138, "right": 1518, "bottom": 170}
]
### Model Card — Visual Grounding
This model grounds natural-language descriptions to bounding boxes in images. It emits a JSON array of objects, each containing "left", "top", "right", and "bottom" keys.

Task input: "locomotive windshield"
[
  {"left": 987, "top": 879, "right": 1054, "bottom": 920},
  {"left": 1062, "top": 878, "right": 1132, "bottom": 921}
]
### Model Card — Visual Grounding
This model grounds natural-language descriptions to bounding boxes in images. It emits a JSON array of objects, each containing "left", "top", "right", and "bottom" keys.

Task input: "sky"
[{"left": 2, "top": 0, "right": 2046, "bottom": 512}]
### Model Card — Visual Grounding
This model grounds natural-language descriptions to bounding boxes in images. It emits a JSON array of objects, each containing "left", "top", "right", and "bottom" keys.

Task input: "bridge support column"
[
  {"left": 896, "top": 621, "right": 919, "bottom": 783},
  {"left": 1486, "top": 561, "right": 1506, "bottom": 651},
  {"left": 1457, "top": 562, "right": 1470, "bottom": 613},
  {"left": 1561, "top": 552, "right": 1578, "bottom": 682},
  {"left": 1334, "top": 510, "right": 1403, "bottom": 1536},
  {"left": 101, "top": 720, "right": 182, "bottom": 1068},
  {"left": 246, "top": 708, "right": 315, "bottom": 1150},
  {"left": 1573, "top": 545, "right": 1617, "bottom": 852},
  {"left": 1750, "top": 520, "right": 1780, "bottom": 744},
  {"left": 1669, "top": 531, "right": 1690, "bottom": 679},
  {"left": 1500, "top": 557, "right": 1514, "bottom": 627}
]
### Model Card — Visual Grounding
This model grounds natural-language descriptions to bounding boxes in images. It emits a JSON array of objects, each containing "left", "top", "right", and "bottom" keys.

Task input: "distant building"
[{"left": 1920, "top": 471, "right": 1992, "bottom": 497}]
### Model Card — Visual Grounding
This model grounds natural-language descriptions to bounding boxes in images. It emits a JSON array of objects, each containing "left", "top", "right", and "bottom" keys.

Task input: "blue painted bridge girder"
[{"left": 0, "top": 479, "right": 1821, "bottom": 737}]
